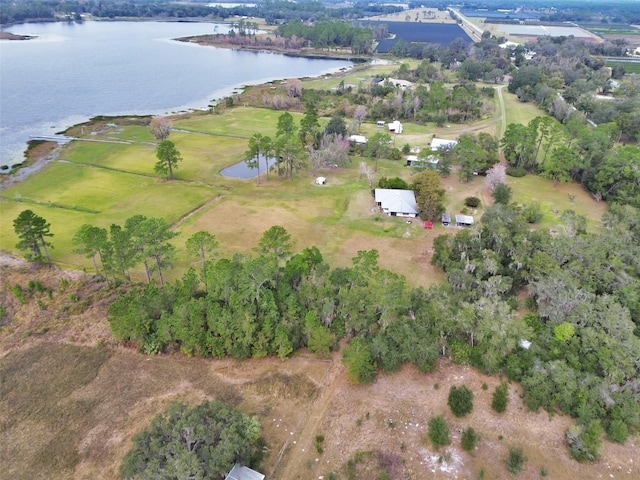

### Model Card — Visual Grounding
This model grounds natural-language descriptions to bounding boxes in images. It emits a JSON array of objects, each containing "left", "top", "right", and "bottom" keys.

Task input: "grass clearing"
[
  {"left": 509, "top": 174, "right": 607, "bottom": 232},
  {"left": 503, "top": 90, "right": 544, "bottom": 127}
]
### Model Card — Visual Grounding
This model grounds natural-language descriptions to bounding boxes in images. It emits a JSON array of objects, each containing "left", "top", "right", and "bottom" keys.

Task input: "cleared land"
[{"left": 0, "top": 61, "right": 636, "bottom": 480}]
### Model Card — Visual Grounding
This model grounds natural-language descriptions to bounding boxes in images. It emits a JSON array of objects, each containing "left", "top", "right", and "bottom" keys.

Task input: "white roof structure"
[
  {"left": 388, "top": 120, "right": 403, "bottom": 134},
  {"left": 374, "top": 189, "right": 418, "bottom": 217},
  {"left": 455, "top": 214, "right": 475, "bottom": 226},
  {"left": 348, "top": 134, "right": 367, "bottom": 144},
  {"left": 386, "top": 77, "right": 413, "bottom": 89},
  {"left": 430, "top": 138, "right": 458, "bottom": 151},
  {"left": 225, "top": 464, "right": 265, "bottom": 480}
]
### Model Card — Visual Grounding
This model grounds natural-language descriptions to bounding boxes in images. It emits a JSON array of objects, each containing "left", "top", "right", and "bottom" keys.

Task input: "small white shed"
[{"left": 388, "top": 120, "right": 403, "bottom": 134}]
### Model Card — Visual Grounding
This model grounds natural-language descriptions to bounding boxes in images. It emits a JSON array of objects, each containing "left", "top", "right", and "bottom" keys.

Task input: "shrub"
[
  {"left": 448, "top": 385, "right": 474, "bottom": 417},
  {"left": 461, "top": 427, "right": 479, "bottom": 452},
  {"left": 506, "top": 166, "right": 526, "bottom": 177},
  {"left": 12, "top": 284, "right": 26, "bottom": 305},
  {"left": 504, "top": 447, "right": 527, "bottom": 475},
  {"left": 428, "top": 415, "right": 450, "bottom": 448},
  {"left": 493, "top": 183, "right": 512, "bottom": 205},
  {"left": 464, "top": 196, "right": 481, "bottom": 208},
  {"left": 522, "top": 202, "right": 543, "bottom": 224},
  {"left": 565, "top": 421, "right": 603, "bottom": 462},
  {"left": 378, "top": 176, "right": 409, "bottom": 190},
  {"left": 607, "top": 419, "right": 628, "bottom": 444},
  {"left": 492, "top": 382, "right": 509, "bottom": 413}
]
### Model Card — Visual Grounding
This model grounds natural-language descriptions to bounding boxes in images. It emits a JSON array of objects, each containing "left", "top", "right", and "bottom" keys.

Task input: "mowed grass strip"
[
  {"left": 174, "top": 107, "right": 293, "bottom": 138},
  {"left": 503, "top": 89, "right": 545, "bottom": 126},
  {"left": 0, "top": 161, "right": 216, "bottom": 264},
  {"left": 64, "top": 140, "right": 156, "bottom": 175}
]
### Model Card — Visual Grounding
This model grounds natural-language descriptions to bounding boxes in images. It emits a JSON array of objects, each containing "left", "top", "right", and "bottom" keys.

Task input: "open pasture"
[{"left": 1, "top": 86, "right": 606, "bottom": 284}]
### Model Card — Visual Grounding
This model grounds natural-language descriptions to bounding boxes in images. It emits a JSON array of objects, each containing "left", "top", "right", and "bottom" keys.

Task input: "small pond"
[{"left": 220, "top": 156, "right": 278, "bottom": 179}]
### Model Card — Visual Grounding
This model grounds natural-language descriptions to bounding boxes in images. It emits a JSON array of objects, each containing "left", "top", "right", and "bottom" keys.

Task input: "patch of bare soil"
[
  {"left": 0, "top": 259, "right": 117, "bottom": 356},
  {"left": 0, "top": 264, "right": 638, "bottom": 480}
]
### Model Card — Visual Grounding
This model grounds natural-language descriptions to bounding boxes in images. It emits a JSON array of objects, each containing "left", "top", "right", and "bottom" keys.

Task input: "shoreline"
[
  {"left": 0, "top": 31, "right": 37, "bottom": 40},
  {"left": 1, "top": 34, "right": 359, "bottom": 180},
  {"left": 174, "top": 34, "right": 371, "bottom": 63}
]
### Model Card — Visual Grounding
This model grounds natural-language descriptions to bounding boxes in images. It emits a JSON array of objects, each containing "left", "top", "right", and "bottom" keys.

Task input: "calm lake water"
[
  {"left": 220, "top": 155, "right": 277, "bottom": 178},
  {"left": 0, "top": 21, "right": 352, "bottom": 168}
]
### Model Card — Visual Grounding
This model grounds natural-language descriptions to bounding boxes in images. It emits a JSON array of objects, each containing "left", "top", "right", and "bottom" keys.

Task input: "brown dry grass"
[{"left": 1, "top": 266, "right": 638, "bottom": 480}]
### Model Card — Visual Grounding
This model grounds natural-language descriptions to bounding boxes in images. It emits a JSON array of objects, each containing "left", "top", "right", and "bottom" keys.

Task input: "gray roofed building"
[
  {"left": 374, "top": 188, "right": 419, "bottom": 217},
  {"left": 455, "top": 214, "right": 474, "bottom": 226},
  {"left": 225, "top": 464, "right": 265, "bottom": 480}
]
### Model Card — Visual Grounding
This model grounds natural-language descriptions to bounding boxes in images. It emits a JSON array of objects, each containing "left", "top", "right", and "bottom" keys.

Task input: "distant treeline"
[{"left": 0, "top": 0, "right": 402, "bottom": 26}]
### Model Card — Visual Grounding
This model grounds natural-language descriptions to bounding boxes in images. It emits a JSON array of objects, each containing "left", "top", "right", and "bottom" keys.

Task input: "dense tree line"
[
  {"left": 105, "top": 201, "right": 640, "bottom": 447},
  {"left": 0, "top": 0, "right": 402, "bottom": 26},
  {"left": 506, "top": 35, "right": 640, "bottom": 141},
  {"left": 276, "top": 20, "right": 373, "bottom": 54},
  {"left": 501, "top": 115, "right": 640, "bottom": 207},
  {"left": 432, "top": 202, "right": 640, "bottom": 444}
]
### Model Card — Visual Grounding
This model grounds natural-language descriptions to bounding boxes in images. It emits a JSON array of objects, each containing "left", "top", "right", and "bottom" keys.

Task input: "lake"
[{"left": 0, "top": 21, "right": 353, "bottom": 168}]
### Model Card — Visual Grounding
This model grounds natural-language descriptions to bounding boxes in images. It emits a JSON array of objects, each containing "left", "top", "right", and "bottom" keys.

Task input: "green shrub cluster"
[
  {"left": 464, "top": 196, "right": 481, "bottom": 208},
  {"left": 428, "top": 415, "right": 450, "bottom": 448},
  {"left": 491, "top": 382, "right": 509, "bottom": 413},
  {"left": 448, "top": 385, "right": 474, "bottom": 417}
]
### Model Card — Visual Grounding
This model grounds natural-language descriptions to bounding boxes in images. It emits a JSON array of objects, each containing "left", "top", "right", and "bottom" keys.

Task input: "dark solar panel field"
[{"left": 365, "top": 22, "right": 472, "bottom": 53}]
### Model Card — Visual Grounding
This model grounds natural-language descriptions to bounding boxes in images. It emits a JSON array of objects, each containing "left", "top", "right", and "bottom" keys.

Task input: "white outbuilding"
[
  {"left": 388, "top": 120, "right": 403, "bottom": 134},
  {"left": 430, "top": 137, "right": 458, "bottom": 151}
]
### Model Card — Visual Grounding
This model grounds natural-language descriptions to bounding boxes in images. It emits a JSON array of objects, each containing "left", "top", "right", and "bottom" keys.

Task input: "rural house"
[
  {"left": 406, "top": 154, "right": 439, "bottom": 169},
  {"left": 430, "top": 137, "right": 458, "bottom": 151},
  {"left": 225, "top": 464, "right": 265, "bottom": 480},
  {"left": 374, "top": 188, "right": 419, "bottom": 217},
  {"left": 386, "top": 77, "right": 413, "bottom": 89}
]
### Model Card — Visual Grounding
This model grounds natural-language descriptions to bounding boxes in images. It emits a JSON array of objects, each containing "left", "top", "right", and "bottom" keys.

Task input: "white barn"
[{"left": 374, "top": 188, "right": 419, "bottom": 217}]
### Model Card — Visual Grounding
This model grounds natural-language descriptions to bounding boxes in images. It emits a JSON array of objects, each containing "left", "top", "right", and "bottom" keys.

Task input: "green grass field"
[
  {"left": 0, "top": 71, "right": 606, "bottom": 284},
  {"left": 503, "top": 90, "right": 544, "bottom": 127},
  {"left": 606, "top": 61, "right": 640, "bottom": 74}
]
